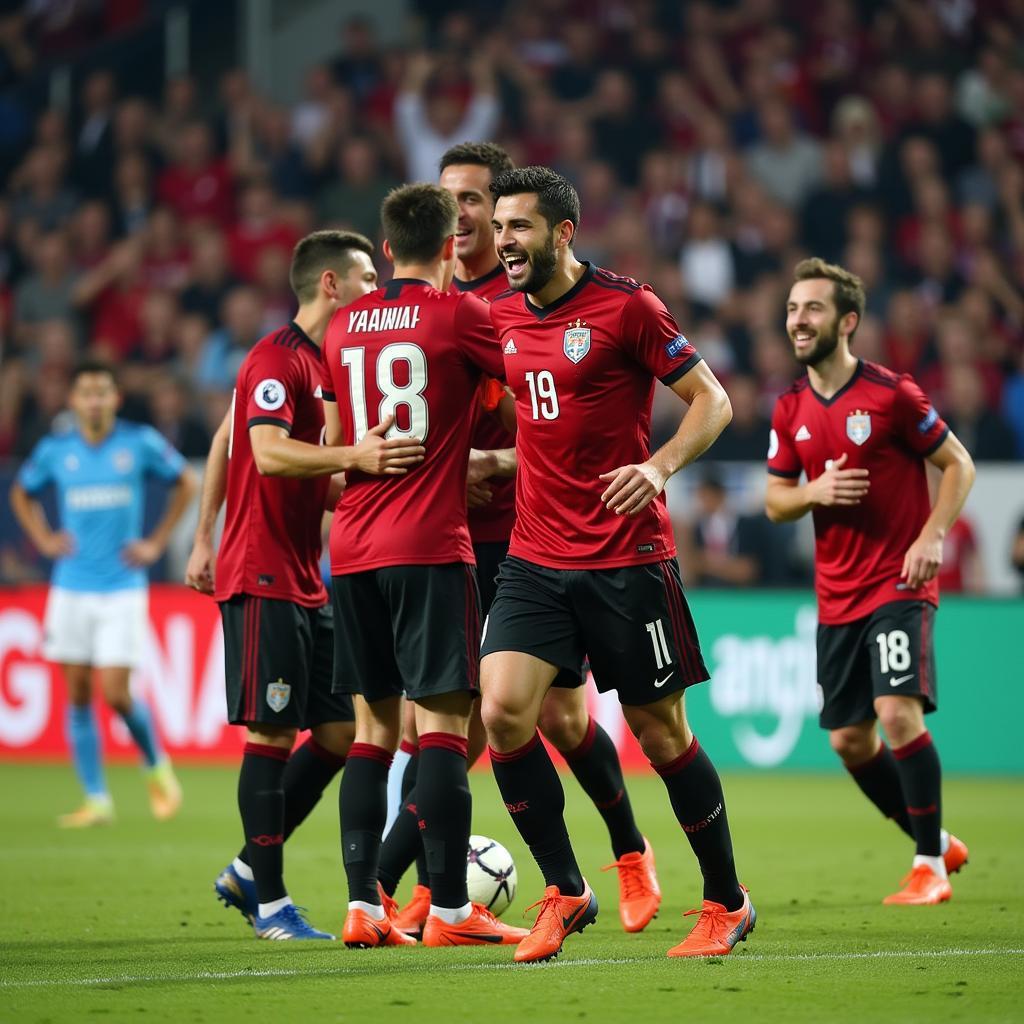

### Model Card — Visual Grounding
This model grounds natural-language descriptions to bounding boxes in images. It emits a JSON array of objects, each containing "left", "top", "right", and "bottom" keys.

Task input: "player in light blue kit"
[{"left": 10, "top": 361, "right": 197, "bottom": 827}]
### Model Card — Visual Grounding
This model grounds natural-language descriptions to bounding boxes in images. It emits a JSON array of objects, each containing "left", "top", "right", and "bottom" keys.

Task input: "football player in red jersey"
[
  {"left": 184, "top": 230, "right": 425, "bottom": 941},
  {"left": 480, "top": 166, "right": 754, "bottom": 963},
  {"left": 381, "top": 142, "right": 662, "bottom": 939},
  {"left": 766, "top": 258, "right": 976, "bottom": 905},
  {"left": 321, "top": 183, "right": 528, "bottom": 949}
]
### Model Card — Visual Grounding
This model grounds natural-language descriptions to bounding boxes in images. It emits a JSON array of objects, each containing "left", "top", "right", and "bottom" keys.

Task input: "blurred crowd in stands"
[{"left": 0, "top": 0, "right": 1023, "bottom": 589}]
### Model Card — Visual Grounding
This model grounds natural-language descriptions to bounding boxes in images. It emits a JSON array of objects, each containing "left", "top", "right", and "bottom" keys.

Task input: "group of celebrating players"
[{"left": 13, "top": 138, "right": 975, "bottom": 964}]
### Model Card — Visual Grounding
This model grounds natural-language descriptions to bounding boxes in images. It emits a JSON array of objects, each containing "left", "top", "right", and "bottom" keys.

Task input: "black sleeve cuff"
[
  {"left": 767, "top": 467, "right": 802, "bottom": 478},
  {"left": 321, "top": 389, "right": 336, "bottom": 402},
  {"left": 248, "top": 416, "right": 292, "bottom": 433},
  {"left": 660, "top": 352, "right": 703, "bottom": 386},
  {"left": 921, "top": 426, "right": 950, "bottom": 457}
]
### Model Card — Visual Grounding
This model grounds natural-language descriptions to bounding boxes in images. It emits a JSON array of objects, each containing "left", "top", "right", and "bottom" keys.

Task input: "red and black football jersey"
[
  {"left": 489, "top": 262, "right": 702, "bottom": 569},
  {"left": 216, "top": 322, "right": 329, "bottom": 608},
  {"left": 322, "top": 278, "right": 504, "bottom": 574},
  {"left": 768, "top": 360, "right": 949, "bottom": 624},
  {"left": 453, "top": 265, "right": 517, "bottom": 544}
]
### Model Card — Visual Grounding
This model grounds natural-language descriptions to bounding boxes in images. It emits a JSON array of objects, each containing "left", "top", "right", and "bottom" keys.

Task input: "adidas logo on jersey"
[
  {"left": 795, "top": 425, "right": 812, "bottom": 441},
  {"left": 503, "top": 339, "right": 518, "bottom": 355}
]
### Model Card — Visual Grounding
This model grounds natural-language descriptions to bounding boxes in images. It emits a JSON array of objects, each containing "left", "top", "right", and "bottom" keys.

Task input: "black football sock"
[
  {"left": 238, "top": 738, "right": 345, "bottom": 868},
  {"left": 562, "top": 716, "right": 645, "bottom": 859},
  {"left": 402, "top": 741, "right": 431, "bottom": 888},
  {"left": 377, "top": 742, "right": 423, "bottom": 898},
  {"left": 339, "top": 743, "right": 392, "bottom": 905},
  {"left": 417, "top": 733, "right": 472, "bottom": 909},
  {"left": 490, "top": 732, "right": 584, "bottom": 896},
  {"left": 654, "top": 736, "right": 743, "bottom": 911},
  {"left": 892, "top": 731, "right": 942, "bottom": 857},
  {"left": 238, "top": 742, "right": 289, "bottom": 906},
  {"left": 845, "top": 743, "right": 913, "bottom": 839}
]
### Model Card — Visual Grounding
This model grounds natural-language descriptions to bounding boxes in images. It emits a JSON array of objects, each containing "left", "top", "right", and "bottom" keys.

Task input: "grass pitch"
[{"left": 1, "top": 763, "right": 1021, "bottom": 1023}]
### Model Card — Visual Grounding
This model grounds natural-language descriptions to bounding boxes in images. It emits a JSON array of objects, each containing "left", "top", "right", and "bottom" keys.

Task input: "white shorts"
[{"left": 43, "top": 588, "right": 149, "bottom": 669}]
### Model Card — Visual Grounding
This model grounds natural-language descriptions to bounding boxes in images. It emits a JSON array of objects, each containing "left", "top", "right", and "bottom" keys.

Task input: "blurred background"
[{"left": 0, "top": 0, "right": 1021, "bottom": 772}]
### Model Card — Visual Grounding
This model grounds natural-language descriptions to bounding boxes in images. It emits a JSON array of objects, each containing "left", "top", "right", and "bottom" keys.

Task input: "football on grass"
[{"left": 466, "top": 834, "right": 517, "bottom": 916}]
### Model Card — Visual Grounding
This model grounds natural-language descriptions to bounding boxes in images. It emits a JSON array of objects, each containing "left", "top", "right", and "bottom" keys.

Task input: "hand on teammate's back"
[
  {"left": 808, "top": 453, "right": 870, "bottom": 508},
  {"left": 350, "top": 414, "right": 426, "bottom": 476}
]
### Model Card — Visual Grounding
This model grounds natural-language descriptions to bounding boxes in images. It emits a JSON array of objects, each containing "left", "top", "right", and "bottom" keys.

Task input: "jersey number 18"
[{"left": 342, "top": 344, "right": 429, "bottom": 442}]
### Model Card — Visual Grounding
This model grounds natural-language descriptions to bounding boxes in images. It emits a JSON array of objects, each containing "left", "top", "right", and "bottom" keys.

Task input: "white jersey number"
[
  {"left": 525, "top": 370, "right": 560, "bottom": 420},
  {"left": 341, "top": 344, "right": 429, "bottom": 442}
]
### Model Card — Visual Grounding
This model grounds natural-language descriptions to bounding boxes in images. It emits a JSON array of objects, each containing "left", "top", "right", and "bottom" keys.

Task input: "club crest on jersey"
[
  {"left": 113, "top": 449, "right": 134, "bottom": 473},
  {"left": 255, "top": 378, "right": 286, "bottom": 411},
  {"left": 846, "top": 410, "right": 871, "bottom": 446},
  {"left": 266, "top": 679, "right": 291, "bottom": 712},
  {"left": 563, "top": 319, "right": 591, "bottom": 363}
]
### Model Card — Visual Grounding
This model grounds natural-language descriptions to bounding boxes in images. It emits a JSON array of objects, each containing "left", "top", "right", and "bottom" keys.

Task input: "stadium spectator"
[
  {"left": 195, "top": 285, "right": 264, "bottom": 393},
  {"left": 942, "top": 364, "right": 1017, "bottom": 461},
  {"left": 14, "top": 229, "right": 80, "bottom": 344},
  {"left": 156, "top": 121, "right": 233, "bottom": 225},
  {"left": 315, "top": 135, "right": 397, "bottom": 241},
  {"left": 745, "top": 98, "right": 824, "bottom": 208},
  {"left": 393, "top": 50, "right": 499, "bottom": 184}
]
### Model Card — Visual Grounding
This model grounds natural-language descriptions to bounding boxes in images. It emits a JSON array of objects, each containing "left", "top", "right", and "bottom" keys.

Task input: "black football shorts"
[
  {"left": 480, "top": 556, "right": 709, "bottom": 705},
  {"left": 220, "top": 595, "right": 353, "bottom": 727},
  {"left": 816, "top": 599, "right": 938, "bottom": 729},
  {"left": 331, "top": 562, "right": 481, "bottom": 703}
]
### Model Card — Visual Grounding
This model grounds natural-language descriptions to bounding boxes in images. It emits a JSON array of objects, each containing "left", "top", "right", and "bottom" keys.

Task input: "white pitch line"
[{"left": 3, "top": 948, "right": 1023, "bottom": 989}]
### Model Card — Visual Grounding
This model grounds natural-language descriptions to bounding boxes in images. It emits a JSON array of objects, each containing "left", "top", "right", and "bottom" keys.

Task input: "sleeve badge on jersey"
[
  {"left": 266, "top": 679, "right": 291, "bottom": 712},
  {"left": 665, "top": 334, "right": 689, "bottom": 359},
  {"left": 846, "top": 410, "right": 871, "bottom": 446},
  {"left": 767, "top": 429, "right": 779, "bottom": 459},
  {"left": 563, "top": 319, "right": 591, "bottom": 364},
  {"left": 254, "top": 378, "right": 286, "bottom": 411},
  {"left": 918, "top": 406, "right": 938, "bottom": 433}
]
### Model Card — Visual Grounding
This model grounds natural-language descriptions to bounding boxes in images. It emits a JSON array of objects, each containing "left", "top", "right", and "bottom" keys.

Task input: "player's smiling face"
[
  {"left": 440, "top": 163, "right": 494, "bottom": 266},
  {"left": 786, "top": 278, "right": 842, "bottom": 367},
  {"left": 492, "top": 193, "right": 558, "bottom": 294}
]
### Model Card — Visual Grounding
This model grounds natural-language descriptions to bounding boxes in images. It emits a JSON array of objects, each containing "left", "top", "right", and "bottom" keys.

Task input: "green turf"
[{"left": 1, "top": 763, "right": 1021, "bottom": 1023}]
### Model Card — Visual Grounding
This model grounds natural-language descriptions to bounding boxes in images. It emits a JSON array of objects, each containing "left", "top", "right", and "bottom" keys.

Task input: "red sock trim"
[
  {"left": 419, "top": 731, "right": 469, "bottom": 758},
  {"left": 243, "top": 742, "right": 290, "bottom": 763},
  {"left": 348, "top": 742, "right": 393, "bottom": 767},
  {"left": 562, "top": 715, "right": 597, "bottom": 762},
  {"left": 846, "top": 745, "right": 887, "bottom": 777},
  {"left": 488, "top": 731, "right": 541, "bottom": 763},
  {"left": 305, "top": 738, "right": 346, "bottom": 771},
  {"left": 399, "top": 739, "right": 419, "bottom": 756},
  {"left": 892, "top": 731, "right": 932, "bottom": 761},
  {"left": 908, "top": 803, "right": 938, "bottom": 816},
  {"left": 653, "top": 736, "right": 700, "bottom": 777}
]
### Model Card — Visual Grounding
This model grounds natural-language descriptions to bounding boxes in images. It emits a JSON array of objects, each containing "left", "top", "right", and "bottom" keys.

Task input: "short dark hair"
[
  {"left": 381, "top": 183, "right": 458, "bottom": 263},
  {"left": 793, "top": 257, "right": 866, "bottom": 336},
  {"left": 71, "top": 360, "right": 118, "bottom": 387},
  {"left": 289, "top": 230, "right": 374, "bottom": 303},
  {"left": 489, "top": 166, "right": 581, "bottom": 243},
  {"left": 439, "top": 141, "right": 514, "bottom": 181}
]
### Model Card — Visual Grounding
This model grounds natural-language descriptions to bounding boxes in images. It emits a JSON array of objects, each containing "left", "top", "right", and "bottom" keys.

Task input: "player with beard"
[
  {"left": 766, "top": 258, "right": 974, "bottom": 905},
  {"left": 480, "top": 166, "right": 754, "bottom": 963},
  {"left": 381, "top": 143, "right": 662, "bottom": 939}
]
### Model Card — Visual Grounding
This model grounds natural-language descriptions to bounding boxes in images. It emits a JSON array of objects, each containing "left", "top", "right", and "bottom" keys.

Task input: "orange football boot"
[
  {"left": 423, "top": 903, "right": 530, "bottom": 946},
  {"left": 883, "top": 863, "right": 952, "bottom": 905},
  {"left": 392, "top": 884, "right": 432, "bottom": 939},
  {"left": 602, "top": 836, "right": 661, "bottom": 932},
  {"left": 146, "top": 762, "right": 182, "bottom": 822},
  {"left": 667, "top": 887, "right": 756, "bottom": 958},
  {"left": 944, "top": 834, "right": 969, "bottom": 875},
  {"left": 57, "top": 796, "right": 114, "bottom": 829},
  {"left": 513, "top": 881, "right": 598, "bottom": 964}
]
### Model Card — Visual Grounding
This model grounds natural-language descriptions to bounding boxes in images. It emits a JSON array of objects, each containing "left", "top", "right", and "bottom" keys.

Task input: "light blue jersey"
[{"left": 17, "top": 419, "right": 186, "bottom": 593}]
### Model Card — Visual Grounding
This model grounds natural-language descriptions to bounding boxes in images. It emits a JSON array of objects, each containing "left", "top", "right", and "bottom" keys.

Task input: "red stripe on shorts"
[{"left": 660, "top": 562, "right": 694, "bottom": 681}]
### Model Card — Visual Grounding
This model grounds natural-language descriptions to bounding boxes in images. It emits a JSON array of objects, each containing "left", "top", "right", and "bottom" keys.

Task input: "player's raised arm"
[
  {"left": 900, "top": 431, "right": 975, "bottom": 589},
  {"left": 185, "top": 410, "right": 230, "bottom": 593}
]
